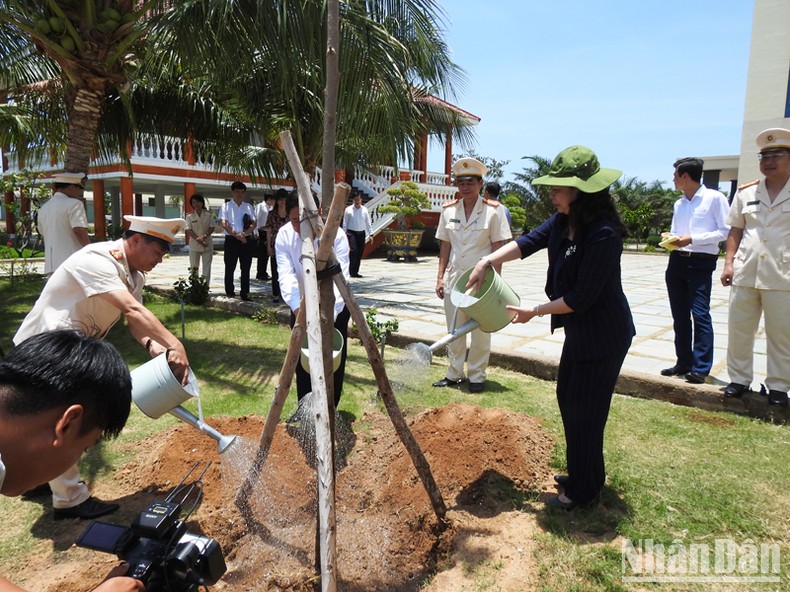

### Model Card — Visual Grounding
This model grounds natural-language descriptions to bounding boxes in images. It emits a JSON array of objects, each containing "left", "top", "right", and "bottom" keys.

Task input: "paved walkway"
[{"left": 144, "top": 249, "right": 767, "bottom": 390}]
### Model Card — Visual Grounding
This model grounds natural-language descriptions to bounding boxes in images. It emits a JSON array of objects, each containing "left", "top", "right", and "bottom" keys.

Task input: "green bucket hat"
[{"left": 532, "top": 145, "right": 621, "bottom": 193}]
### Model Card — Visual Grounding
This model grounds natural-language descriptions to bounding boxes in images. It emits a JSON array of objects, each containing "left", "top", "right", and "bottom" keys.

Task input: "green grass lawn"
[{"left": 1, "top": 276, "right": 788, "bottom": 591}]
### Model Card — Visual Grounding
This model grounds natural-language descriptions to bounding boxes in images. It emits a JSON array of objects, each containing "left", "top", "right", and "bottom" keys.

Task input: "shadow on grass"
[{"left": 534, "top": 486, "right": 630, "bottom": 541}]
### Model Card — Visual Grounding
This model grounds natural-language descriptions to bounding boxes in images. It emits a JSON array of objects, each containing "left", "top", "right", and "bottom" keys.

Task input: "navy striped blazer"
[{"left": 516, "top": 213, "right": 635, "bottom": 361}]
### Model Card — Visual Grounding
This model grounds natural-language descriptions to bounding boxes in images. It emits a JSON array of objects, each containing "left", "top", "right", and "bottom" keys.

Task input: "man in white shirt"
[
  {"left": 218, "top": 181, "right": 257, "bottom": 300},
  {"left": 661, "top": 157, "right": 730, "bottom": 384},
  {"left": 37, "top": 172, "right": 91, "bottom": 274},
  {"left": 342, "top": 191, "right": 373, "bottom": 278},
  {"left": 255, "top": 194, "right": 274, "bottom": 280},
  {"left": 276, "top": 193, "right": 351, "bottom": 407},
  {"left": 0, "top": 331, "right": 142, "bottom": 591},
  {"left": 14, "top": 215, "right": 190, "bottom": 520}
]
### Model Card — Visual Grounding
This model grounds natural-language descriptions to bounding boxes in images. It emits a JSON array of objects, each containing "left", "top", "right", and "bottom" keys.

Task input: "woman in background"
[
  {"left": 185, "top": 193, "right": 215, "bottom": 283},
  {"left": 467, "top": 146, "right": 634, "bottom": 510}
]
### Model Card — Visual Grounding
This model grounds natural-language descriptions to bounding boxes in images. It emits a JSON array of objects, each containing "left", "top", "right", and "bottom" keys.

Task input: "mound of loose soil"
[{"left": 18, "top": 403, "right": 556, "bottom": 591}]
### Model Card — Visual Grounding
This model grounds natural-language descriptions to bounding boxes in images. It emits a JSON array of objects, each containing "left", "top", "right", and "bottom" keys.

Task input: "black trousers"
[
  {"left": 291, "top": 306, "right": 350, "bottom": 407},
  {"left": 347, "top": 230, "right": 366, "bottom": 276},
  {"left": 665, "top": 252, "right": 717, "bottom": 374},
  {"left": 256, "top": 230, "right": 269, "bottom": 277},
  {"left": 555, "top": 342, "right": 629, "bottom": 504},
  {"left": 223, "top": 236, "right": 254, "bottom": 297}
]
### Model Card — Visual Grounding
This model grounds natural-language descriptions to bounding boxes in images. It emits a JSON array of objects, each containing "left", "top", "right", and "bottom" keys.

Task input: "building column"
[
  {"left": 154, "top": 189, "right": 166, "bottom": 218},
  {"left": 120, "top": 177, "right": 134, "bottom": 225},
  {"left": 444, "top": 128, "right": 453, "bottom": 185},
  {"left": 183, "top": 182, "right": 196, "bottom": 214},
  {"left": 92, "top": 179, "right": 106, "bottom": 240}
]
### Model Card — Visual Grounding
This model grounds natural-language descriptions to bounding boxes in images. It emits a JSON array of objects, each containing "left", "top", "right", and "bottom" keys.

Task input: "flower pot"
[{"left": 383, "top": 229, "right": 424, "bottom": 261}]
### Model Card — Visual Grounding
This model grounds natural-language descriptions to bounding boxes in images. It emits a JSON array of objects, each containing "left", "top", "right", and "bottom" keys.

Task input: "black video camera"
[{"left": 75, "top": 463, "right": 226, "bottom": 591}]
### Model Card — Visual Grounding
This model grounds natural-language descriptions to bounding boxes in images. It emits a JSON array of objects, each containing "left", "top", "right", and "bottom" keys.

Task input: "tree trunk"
[{"left": 64, "top": 87, "right": 105, "bottom": 174}]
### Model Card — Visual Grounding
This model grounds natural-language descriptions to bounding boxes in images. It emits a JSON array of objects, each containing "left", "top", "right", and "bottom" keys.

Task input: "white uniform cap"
[
  {"left": 756, "top": 128, "right": 790, "bottom": 152},
  {"left": 123, "top": 215, "right": 186, "bottom": 243},
  {"left": 452, "top": 157, "right": 488, "bottom": 178},
  {"left": 52, "top": 172, "right": 87, "bottom": 186}
]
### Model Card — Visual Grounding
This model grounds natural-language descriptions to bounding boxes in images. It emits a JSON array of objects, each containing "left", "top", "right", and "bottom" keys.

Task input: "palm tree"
[
  {"left": 0, "top": 0, "right": 159, "bottom": 173},
  {"left": 151, "top": 0, "right": 474, "bottom": 177},
  {"left": 504, "top": 155, "right": 555, "bottom": 230},
  {"left": 2, "top": 0, "right": 474, "bottom": 185}
]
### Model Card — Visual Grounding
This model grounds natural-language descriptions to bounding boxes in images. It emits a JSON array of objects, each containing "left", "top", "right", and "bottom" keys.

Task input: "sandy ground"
[{"left": 12, "top": 403, "right": 558, "bottom": 591}]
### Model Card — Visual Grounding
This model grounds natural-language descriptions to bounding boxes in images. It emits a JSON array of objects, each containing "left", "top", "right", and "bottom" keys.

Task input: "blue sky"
[{"left": 426, "top": 0, "right": 754, "bottom": 187}]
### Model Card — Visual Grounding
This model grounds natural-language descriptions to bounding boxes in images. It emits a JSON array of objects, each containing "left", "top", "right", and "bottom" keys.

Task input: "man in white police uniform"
[
  {"left": 37, "top": 172, "right": 91, "bottom": 274},
  {"left": 720, "top": 128, "right": 790, "bottom": 406},
  {"left": 434, "top": 157, "right": 511, "bottom": 393},
  {"left": 14, "top": 215, "right": 191, "bottom": 519}
]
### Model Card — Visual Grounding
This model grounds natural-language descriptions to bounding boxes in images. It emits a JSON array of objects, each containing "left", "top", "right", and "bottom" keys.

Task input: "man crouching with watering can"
[
  {"left": 434, "top": 157, "right": 512, "bottom": 394},
  {"left": 14, "top": 215, "right": 190, "bottom": 521}
]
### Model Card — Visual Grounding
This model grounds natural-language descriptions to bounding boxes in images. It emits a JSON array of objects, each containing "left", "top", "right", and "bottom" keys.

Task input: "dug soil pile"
[{"left": 25, "top": 403, "right": 556, "bottom": 591}]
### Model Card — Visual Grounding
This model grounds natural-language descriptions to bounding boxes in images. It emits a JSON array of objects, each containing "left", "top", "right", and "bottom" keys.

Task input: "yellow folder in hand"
[{"left": 659, "top": 235, "right": 680, "bottom": 251}]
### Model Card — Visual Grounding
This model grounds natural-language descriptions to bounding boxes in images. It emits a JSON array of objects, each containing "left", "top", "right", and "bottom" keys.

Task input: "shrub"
[
  {"left": 646, "top": 234, "right": 661, "bottom": 248},
  {"left": 172, "top": 267, "right": 210, "bottom": 305}
]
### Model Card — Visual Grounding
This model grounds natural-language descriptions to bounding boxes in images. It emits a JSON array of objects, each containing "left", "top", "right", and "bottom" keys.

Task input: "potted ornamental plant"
[{"left": 378, "top": 181, "right": 430, "bottom": 261}]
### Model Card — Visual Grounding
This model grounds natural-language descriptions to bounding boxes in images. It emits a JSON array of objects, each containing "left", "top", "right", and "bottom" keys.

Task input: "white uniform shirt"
[
  {"left": 218, "top": 200, "right": 256, "bottom": 234},
  {"left": 275, "top": 222, "right": 350, "bottom": 319},
  {"left": 37, "top": 192, "right": 89, "bottom": 274},
  {"left": 0, "top": 453, "right": 5, "bottom": 493},
  {"left": 670, "top": 185, "right": 730, "bottom": 255},
  {"left": 343, "top": 204, "right": 373, "bottom": 238},
  {"left": 14, "top": 239, "right": 144, "bottom": 344},
  {"left": 727, "top": 178, "right": 790, "bottom": 291},
  {"left": 436, "top": 197, "right": 512, "bottom": 280},
  {"left": 186, "top": 209, "right": 215, "bottom": 253}
]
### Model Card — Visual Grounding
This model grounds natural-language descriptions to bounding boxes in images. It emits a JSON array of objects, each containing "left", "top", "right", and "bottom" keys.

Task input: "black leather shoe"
[
  {"left": 432, "top": 377, "right": 466, "bottom": 388},
  {"left": 723, "top": 382, "right": 748, "bottom": 398},
  {"left": 241, "top": 294, "right": 251, "bottom": 301},
  {"left": 22, "top": 483, "right": 52, "bottom": 499},
  {"left": 660, "top": 365, "right": 691, "bottom": 377},
  {"left": 469, "top": 381, "right": 485, "bottom": 393},
  {"left": 53, "top": 497, "right": 119, "bottom": 520},
  {"left": 553, "top": 475, "right": 569, "bottom": 486},
  {"left": 546, "top": 494, "right": 599, "bottom": 511},
  {"left": 685, "top": 371, "right": 707, "bottom": 384},
  {"left": 768, "top": 390, "right": 789, "bottom": 407},
  {"left": 351, "top": 274, "right": 363, "bottom": 278}
]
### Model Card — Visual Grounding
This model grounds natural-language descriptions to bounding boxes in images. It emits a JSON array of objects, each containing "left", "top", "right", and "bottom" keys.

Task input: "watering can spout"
[
  {"left": 169, "top": 405, "right": 238, "bottom": 454},
  {"left": 429, "top": 319, "right": 480, "bottom": 353}
]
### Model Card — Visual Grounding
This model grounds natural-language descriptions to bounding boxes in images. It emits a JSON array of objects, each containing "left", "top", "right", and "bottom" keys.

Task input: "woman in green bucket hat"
[{"left": 467, "top": 145, "right": 635, "bottom": 510}]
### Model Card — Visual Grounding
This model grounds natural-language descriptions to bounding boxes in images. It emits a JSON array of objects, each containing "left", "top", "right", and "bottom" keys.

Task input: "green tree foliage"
[
  {"left": 379, "top": 181, "right": 431, "bottom": 230},
  {"left": 1, "top": 0, "right": 473, "bottom": 185},
  {"left": 502, "top": 194, "right": 526, "bottom": 231},
  {"left": 503, "top": 155, "right": 555, "bottom": 231}
]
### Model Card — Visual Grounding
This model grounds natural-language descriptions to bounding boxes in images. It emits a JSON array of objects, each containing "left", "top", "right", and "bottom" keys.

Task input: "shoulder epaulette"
[
  {"left": 738, "top": 179, "right": 759, "bottom": 190},
  {"left": 482, "top": 198, "right": 500, "bottom": 207},
  {"left": 442, "top": 198, "right": 461, "bottom": 208}
]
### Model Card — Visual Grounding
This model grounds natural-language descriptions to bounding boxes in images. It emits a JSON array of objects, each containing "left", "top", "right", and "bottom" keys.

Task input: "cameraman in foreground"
[{"left": 0, "top": 331, "right": 143, "bottom": 591}]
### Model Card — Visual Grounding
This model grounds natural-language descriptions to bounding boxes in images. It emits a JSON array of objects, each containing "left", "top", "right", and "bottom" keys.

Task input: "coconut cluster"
[{"left": 34, "top": 4, "right": 136, "bottom": 55}]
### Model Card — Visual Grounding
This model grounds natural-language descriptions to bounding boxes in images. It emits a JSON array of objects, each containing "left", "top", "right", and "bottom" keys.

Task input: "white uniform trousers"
[
  {"left": 50, "top": 464, "right": 91, "bottom": 509},
  {"left": 727, "top": 285, "right": 790, "bottom": 392},
  {"left": 442, "top": 274, "right": 491, "bottom": 383},
  {"left": 188, "top": 249, "right": 213, "bottom": 284}
]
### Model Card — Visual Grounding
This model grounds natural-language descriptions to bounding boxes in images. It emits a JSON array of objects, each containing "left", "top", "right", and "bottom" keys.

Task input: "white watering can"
[{"left": 130, "top": 353, "right": 237, "bottom": 454}]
